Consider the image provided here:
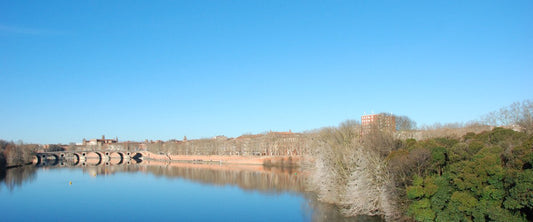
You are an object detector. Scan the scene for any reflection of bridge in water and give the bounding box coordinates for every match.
[34,151,144,167]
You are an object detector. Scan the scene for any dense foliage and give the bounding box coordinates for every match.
[388,128,532,221]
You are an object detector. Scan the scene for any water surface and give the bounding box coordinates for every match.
[0,163,382,222]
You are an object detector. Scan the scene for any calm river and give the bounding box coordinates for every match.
[0,162,383,222]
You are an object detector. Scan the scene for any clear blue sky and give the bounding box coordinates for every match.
[1,1,532,144]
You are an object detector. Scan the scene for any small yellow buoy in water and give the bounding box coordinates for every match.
[69,181,72,185]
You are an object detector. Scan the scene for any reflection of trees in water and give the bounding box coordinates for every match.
[0,168,4,184]
[0,166,37,191]
[303,192,385,222]
[144,165,306,194]
[141,165,381,221]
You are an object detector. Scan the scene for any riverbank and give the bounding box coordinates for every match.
[5,162,33,169]
[141,152,302,167]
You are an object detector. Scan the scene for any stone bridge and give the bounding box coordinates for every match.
[35,151,144,167]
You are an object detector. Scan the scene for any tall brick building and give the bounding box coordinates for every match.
[361,113,396,133]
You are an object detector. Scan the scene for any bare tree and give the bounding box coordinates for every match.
[482,99,533,134]
[0,140,36,167]
[394,115,417,131]
[304,120,398,218]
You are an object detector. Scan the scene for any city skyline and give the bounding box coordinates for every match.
[1,1,532,144]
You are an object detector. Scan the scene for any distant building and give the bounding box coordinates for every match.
[213,135,228,140]
[361,113,396,133]
[268,130,294,136]
[82,135,118,146]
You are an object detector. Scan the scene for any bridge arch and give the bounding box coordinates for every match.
[63,152,80,166]
[108,152,123,159]
[35,153,59,166]
[72,153,80,164]
[35,154,42,165]
[82,151,104,166]
[108,152,125,165]
[55,152,80,165]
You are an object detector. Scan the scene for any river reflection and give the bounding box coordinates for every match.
[0,165,37,191]
[1,161,383,222]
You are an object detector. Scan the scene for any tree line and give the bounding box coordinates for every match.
[0,140,36,170]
